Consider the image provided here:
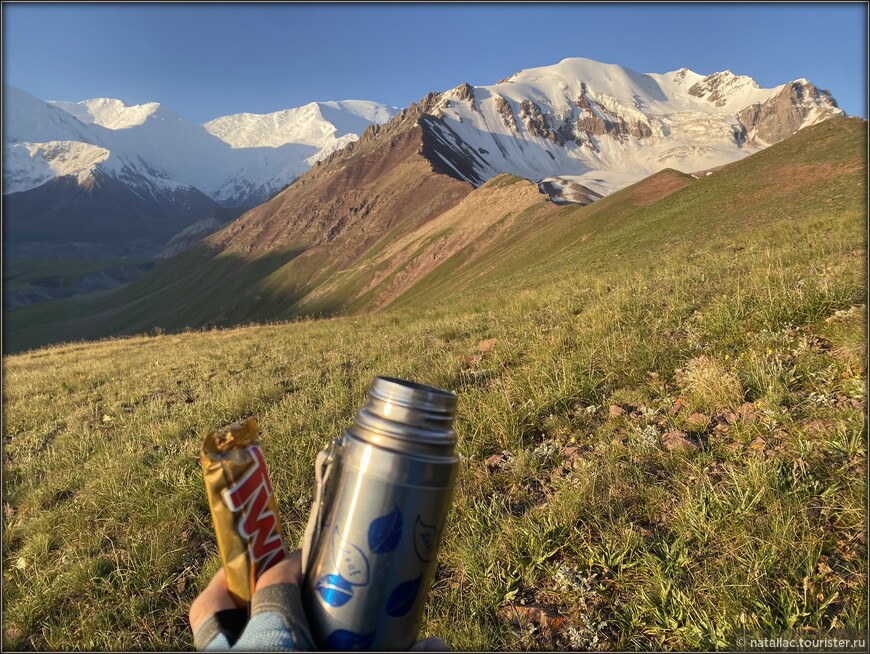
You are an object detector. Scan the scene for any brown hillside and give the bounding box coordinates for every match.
[300,175,550,311]
[207,112,472,265]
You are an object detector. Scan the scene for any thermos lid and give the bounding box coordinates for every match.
[369,376,457,415]
[349,376,458,456]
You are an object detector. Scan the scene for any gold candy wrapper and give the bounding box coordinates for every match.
[201,417,287,607]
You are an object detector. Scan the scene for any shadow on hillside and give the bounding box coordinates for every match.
[1,245,345,355]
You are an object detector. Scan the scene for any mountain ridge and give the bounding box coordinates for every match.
[3,115,863,353]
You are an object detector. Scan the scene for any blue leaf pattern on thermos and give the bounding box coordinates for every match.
[386,575,422,617]
[368,505,402,554]
[314,574,354,607]
[324,629,376,650]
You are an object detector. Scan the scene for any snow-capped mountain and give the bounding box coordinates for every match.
[410,58,843,202]
[2,57,843,259]
[2,86,400,256]
[4,86,401,206]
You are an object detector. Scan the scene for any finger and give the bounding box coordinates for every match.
[411,636,450,651]
[189,567,237,633]
[255,549,303,590]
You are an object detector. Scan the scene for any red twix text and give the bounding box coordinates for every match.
[222,445,287,573]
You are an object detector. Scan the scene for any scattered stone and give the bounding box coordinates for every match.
[477,338,498,355]
[736,403,759,423]
[498,604,565,641]
[749,436,767,453]
[723,411,739,425]
[609,405,627,417]
[662,430,698,451]
[669,397,687,416]
[476,452,509,479]
[686,412,710,430]
[560,446,581,461]
[712,422,730,437]
[4,626,24,643]
[624,402,641,415]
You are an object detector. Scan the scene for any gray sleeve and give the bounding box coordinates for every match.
[193,615,234,651]
[231,583,317,651]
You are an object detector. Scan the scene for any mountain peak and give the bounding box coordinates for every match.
[48,97,170,129]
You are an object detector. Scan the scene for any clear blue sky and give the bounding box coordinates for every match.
[3,2,867,123]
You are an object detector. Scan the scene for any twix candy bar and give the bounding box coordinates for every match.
[201,417,287,607]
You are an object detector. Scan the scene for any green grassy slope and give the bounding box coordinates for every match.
[390,116,867,309]
[2,117,866,650]
[8,118,863,357]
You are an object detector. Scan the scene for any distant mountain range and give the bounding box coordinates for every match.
[2,57,844,261]
[3,86,400,256]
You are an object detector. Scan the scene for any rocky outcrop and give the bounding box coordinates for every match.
[520,100,551,139]
[689,71,753,107]
[455,82,475,103]
[737,81,841,144]
[494,94,518,131]
[571,84,652,146]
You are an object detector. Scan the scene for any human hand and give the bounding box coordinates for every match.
[190,549,315,651]
[189,549,448,651]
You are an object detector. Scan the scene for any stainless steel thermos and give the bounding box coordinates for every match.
[301,376,459,650]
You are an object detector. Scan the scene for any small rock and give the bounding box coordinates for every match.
[712,422,730,437]
[477,338,498,354]
[485,452,507,469]
[749,436,767,452]
[737,403,758,422]
[4,626,24,643]
[669,397,687,416]
[723,411,739,425]
[498,604,564,640]
[686,412,709,430]
[662,430,698,451]
[560,446,581,460]
[609,405,627,417]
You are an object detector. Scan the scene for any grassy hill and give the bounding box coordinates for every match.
[2,117,866,650]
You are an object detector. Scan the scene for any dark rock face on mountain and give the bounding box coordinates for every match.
[738,81,841,144]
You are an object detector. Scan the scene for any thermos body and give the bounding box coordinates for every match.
[301,377,459,651]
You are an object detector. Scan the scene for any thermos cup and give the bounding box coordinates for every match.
[300,376,459,650]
